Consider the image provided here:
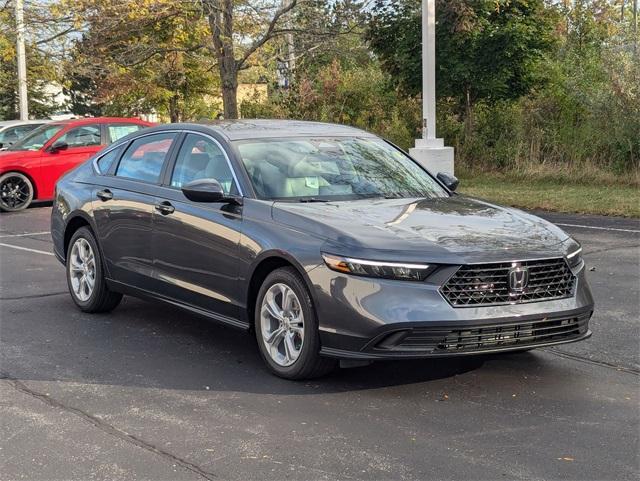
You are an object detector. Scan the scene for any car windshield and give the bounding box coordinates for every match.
[8,124,64,151]
[234,137,449,201]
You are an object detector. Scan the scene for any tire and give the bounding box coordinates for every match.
[66,226,122,313]
[0,172,34,212]
[255,267,336,380]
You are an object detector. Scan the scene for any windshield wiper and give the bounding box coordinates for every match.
[298,197,330,203]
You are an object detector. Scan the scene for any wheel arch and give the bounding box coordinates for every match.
[63,212,98,258]
[245,252,319,326]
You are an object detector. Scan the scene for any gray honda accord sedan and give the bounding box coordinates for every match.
[51,120,593,379]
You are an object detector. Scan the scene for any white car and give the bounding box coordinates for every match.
[0,120,49,149]
[48,111,78,121]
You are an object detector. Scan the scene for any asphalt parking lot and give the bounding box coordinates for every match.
[1,205,638,481]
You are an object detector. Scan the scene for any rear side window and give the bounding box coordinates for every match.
[96,146,123,174]
[115,133,176,183]
[108,124,145,143]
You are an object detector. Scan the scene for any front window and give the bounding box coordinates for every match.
[8,124,64,151]
[55,125,101,147]
[171,133,238,194]
[234,137,448,200]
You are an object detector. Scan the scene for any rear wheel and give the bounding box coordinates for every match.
[66,226,122,313]
[255,267,336,380]
[0,172,33,212]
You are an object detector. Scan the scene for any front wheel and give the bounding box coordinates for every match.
[255,267,336,380]
[66,226,122,313]
[0,172,34,212]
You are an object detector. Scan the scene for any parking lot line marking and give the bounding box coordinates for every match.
[0,231,51,238]
[555,223,640,234]
[0,242,54,256]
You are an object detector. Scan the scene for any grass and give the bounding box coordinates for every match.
[457,170,640,218]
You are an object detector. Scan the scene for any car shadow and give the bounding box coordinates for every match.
[2,295,566,396]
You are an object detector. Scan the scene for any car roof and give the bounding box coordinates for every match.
[49,117,151,127]
[0,120,49,128]
[152,119,377,141]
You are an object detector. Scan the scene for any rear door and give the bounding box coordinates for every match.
[92,131,179,288]
[151,132,244,319]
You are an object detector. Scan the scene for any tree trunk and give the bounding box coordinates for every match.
[205,0,240,119]
[168,94,180,123]
[220,63,239,119]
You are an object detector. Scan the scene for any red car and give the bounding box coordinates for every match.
[0,117,154,211]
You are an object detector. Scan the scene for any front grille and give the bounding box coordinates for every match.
[441,258,575,307]
[375,313,590,353]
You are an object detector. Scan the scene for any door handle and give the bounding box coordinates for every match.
[96,189,113,201]
[155,201,175,215]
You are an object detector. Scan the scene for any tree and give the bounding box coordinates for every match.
[367,0,556,133]
[202,0,298,119]
[61,1,367,119]
[0,3,60,120]
[286,0,370,77]
[62,0,218,121]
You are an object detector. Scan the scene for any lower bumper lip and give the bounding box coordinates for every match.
[320,330,593,360]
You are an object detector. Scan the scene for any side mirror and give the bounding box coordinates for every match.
[437,172,459,192]
[49,141,69,153]
[181,178,239,204]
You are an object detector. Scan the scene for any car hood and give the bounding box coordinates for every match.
[271,196,571,264]
[0,149,37,164]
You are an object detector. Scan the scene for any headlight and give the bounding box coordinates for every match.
[566,245,583,271]
[322,253,436,281]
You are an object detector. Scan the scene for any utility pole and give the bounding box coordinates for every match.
[408,0,454,175]
[15,0,29,120]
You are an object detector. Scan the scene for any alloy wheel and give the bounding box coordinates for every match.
[260,283,305,367]
[69,237,96,302]
[0,174,31,210]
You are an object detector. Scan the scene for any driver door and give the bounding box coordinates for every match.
[152,133,243,319]
[44,123,105,189]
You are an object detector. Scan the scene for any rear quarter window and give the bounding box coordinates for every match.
[96,146,124,174]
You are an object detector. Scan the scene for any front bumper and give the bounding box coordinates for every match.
[308,264,594,360]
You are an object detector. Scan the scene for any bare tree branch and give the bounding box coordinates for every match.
[238,0,298,68]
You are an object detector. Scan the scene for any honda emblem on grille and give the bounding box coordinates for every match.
[508,266,529,292]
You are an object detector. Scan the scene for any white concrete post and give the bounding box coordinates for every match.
[409,0,454,175]
[15,0,29,120]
